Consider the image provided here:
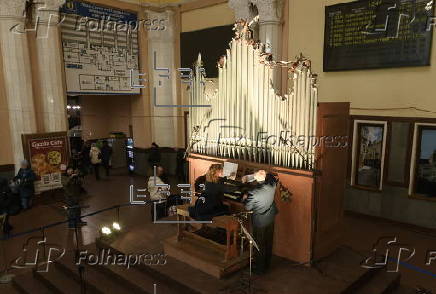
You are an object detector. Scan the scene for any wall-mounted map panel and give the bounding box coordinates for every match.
[61,0,140,94]
[324,0,434,71]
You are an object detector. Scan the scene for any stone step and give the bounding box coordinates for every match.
[54,252,132,294]
[96,239,203,294]
[352,271,401,294]
[0,284,21,294]
[392,285,418,294]
[95,263,176,294]
[13,272,50,294]
[34,266,82,294]
[315,247,379,294]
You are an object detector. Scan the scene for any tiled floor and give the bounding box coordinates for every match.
[0,170,435,292]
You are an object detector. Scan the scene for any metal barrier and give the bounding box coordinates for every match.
[0,200,159,292]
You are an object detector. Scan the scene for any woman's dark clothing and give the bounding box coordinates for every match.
[194,175,206,192]
[189,180,229,221]
[14,168,36,209]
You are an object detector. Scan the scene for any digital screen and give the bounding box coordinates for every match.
[324,0,434,71]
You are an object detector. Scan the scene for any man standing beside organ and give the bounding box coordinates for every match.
[242,170,278,275]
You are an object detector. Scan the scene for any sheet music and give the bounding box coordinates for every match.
[223,162,238,180]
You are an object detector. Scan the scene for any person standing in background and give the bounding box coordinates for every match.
[14,160,36,210]
[80,141,92,175]
[89,143,102,181]
[0,177,14,234]
[176,148,186,182]
[148,165,169,221]
[100,141,113,177]
[148,142,161,173]
[62,167,86,228]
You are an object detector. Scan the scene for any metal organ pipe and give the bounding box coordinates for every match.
[188,23,318,170]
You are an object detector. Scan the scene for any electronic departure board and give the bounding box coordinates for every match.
[324,0,434,71]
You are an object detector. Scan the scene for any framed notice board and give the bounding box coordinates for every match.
[324,0,434,71]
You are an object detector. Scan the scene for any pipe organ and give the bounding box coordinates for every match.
[188,22,318,170]
[185,21,349,265]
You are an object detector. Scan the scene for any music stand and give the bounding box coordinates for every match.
[220,212,265,294]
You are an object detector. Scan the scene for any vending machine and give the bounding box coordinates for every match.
[126,137,135,173]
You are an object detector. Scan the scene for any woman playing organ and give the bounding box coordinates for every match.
[189,164,229,221]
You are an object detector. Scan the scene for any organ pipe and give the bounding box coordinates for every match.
[188,21,318,170]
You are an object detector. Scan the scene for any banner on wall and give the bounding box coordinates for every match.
[60,0,140,95]
[22,132,70,194]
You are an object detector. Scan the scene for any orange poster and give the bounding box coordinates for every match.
[22,132,70,193]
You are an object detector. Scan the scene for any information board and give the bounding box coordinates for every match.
[60,0,140,94]
[324,0,434,71]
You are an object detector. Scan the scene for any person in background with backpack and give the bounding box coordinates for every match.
[62,167,86,229]
[89,143,102,181]
[147,165,168,221]
[13,160,36,210]
[0,177,15,235]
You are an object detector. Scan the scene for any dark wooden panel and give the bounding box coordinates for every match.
[313,102,350,259]
[181,25,234,78]
[273,172,314,263]
[0,164,14,172]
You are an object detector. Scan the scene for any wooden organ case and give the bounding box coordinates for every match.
[184,20,350,266]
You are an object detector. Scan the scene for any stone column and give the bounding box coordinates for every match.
[252,0,282,56]
[252,0,283,90]
[32,0,67,132]
[146,9,178,147]
[0,0,37,170]
[229,0,258,39]
[229,0,283,90]
[229,0,255,21]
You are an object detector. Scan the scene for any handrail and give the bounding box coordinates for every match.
[0,200,159,241]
